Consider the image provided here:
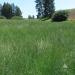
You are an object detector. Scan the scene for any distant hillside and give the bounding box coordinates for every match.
[56,9,75,20]
[68,9,75,20]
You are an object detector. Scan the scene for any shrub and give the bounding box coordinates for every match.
[0,16,6,19]
[51,10,68,22]
[11,16,23,20]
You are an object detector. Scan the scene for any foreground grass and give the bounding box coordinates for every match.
[0,19,75,75]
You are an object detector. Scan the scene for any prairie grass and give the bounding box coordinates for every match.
[0,19,75,75]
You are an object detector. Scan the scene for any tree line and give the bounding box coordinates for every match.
[0,1,68,21]
[0,3,22,19]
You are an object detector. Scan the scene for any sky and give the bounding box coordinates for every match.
[0,0,75,18]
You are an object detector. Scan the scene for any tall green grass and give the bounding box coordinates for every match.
[0,19,75,75]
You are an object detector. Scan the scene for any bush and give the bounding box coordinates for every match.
[51,10,68,22]
[0,16,6,19]
[11,16,23,20]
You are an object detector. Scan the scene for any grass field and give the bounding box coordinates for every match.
[0,19,75,75]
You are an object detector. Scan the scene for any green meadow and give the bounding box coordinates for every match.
[0,19,75,75]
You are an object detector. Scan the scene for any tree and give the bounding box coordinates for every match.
[0,4,2,16]
[28,15,35,19]
[15,6,22,17]
[1,3,12,19]
[1,3,22,19]
[11,3,16,16]
[43,0,55,18]
[32,15,35,19]
[35,0,55,18]
[28,15,32,19]
[35,0,43,18]
[11,4,22,17]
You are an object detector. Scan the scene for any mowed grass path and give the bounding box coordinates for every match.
[0,19,75,75]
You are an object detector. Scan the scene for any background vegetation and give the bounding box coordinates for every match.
[52,10,68,22]
[0,3,22,19]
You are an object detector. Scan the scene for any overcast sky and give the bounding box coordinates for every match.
[0,0,75,18]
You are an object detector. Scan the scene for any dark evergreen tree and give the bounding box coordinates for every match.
[15,6,22,17]
[1,3,22,19]
[1,3,12,19]
[0,4,2,16]
[11,3,16,16]
[35,0,43,18]
[28,15,32,19]
[35,0,55,18]
[43,0,55,18]
[32,15,35,19]
[28,15,35,19]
